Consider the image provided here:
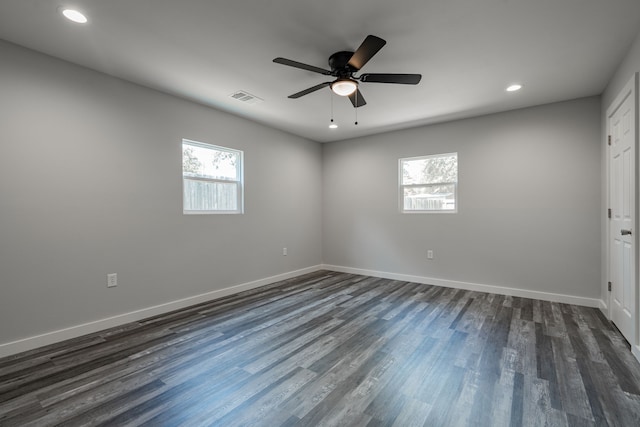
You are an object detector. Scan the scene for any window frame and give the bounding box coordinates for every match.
[399,152,458,214]
[182,139,244,215]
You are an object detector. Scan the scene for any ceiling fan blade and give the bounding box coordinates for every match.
[347,35,387,71]
[348,89,367,108]
[288,82,331,99]
[273,57,332,75]
[359,73,422,84]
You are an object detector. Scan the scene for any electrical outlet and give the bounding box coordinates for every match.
[427,250,434,260]
[107,273,118,288]
[283,247,287,256]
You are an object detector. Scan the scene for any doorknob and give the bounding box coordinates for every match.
[621,229,633,236]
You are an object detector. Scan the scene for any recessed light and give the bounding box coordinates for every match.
[329,122,338,129]
[61,9,88,24]
[506,84,522,92]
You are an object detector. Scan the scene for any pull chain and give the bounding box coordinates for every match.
[329,91,337,128]
[354,90,358,125]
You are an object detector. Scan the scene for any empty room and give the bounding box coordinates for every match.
[2,1,640,426]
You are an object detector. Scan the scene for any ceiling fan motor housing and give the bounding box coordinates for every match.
[329,51,357,76]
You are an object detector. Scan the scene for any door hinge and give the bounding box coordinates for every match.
[608,281,612,292]
[608,208,612,219]
[608,135,612,146]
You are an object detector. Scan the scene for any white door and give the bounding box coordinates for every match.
[608,75,637,344]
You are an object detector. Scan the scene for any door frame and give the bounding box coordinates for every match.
[606,72,639,362]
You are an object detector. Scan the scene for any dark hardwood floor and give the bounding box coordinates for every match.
[1,270,640,426]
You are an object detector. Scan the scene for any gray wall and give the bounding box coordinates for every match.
[601,30,640,303]
[323,97,602,298]
[0,41,323,344]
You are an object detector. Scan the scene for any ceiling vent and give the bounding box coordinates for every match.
[229,90,263,105]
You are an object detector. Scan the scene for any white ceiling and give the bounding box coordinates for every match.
[0,0,639,143]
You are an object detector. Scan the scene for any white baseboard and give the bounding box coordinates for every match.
[322,264,604,308]
[0,264,608,359]
[598,298,609,318]
[0,265,323,359]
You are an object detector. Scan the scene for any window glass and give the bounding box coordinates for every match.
[400,153,457,212]
[182,139,243,214]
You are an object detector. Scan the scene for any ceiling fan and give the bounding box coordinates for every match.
[273,35,421,108]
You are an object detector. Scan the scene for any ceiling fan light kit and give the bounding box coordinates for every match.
[273,35,422,112]
[331,79,358,96]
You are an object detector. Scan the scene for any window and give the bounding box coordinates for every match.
[182,139,243,214]
[400,152,458,213]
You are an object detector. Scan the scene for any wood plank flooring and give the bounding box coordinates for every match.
[1,270,640,426]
